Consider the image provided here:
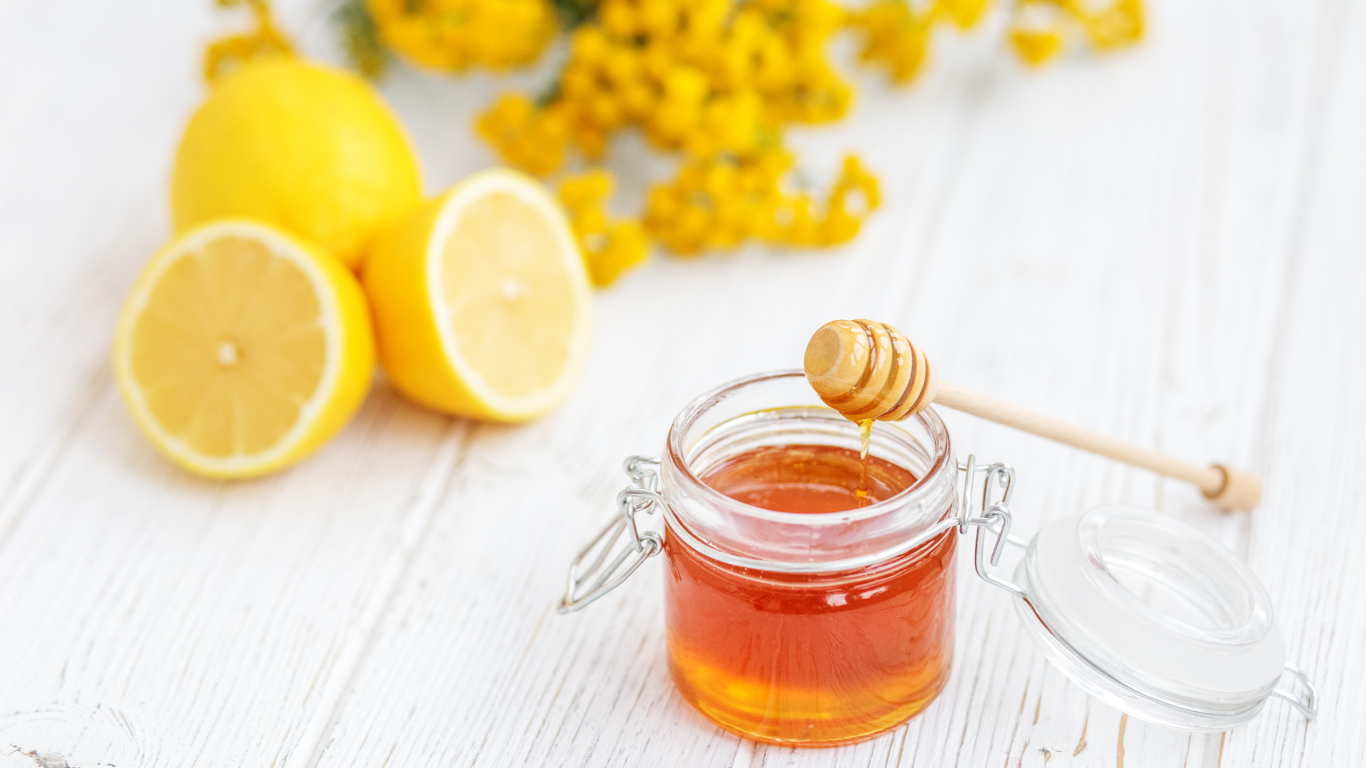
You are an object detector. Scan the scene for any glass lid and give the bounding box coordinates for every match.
[999,504,1314,731]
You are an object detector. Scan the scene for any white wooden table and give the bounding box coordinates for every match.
[2,0,1363,765]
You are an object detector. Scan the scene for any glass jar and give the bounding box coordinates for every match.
[559,370,1318,744]
[657,371,958,745]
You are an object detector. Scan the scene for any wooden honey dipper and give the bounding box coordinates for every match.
[804,319,1262,511]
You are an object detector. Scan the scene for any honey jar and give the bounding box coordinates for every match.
[560,371,1317,745]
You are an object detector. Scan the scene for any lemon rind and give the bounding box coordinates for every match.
[114,219,346,477]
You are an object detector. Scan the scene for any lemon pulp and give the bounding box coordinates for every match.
[116,220,374,477]
[440,191,577,401]
[131,234,328,457]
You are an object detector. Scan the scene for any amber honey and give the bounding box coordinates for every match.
[663,443,957,745]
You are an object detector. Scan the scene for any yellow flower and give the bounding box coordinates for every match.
[1009,26,1065,66]
[204,0,294,82]
[476,94,570,175]
[558,168,615,208]
[639,0,679,38]
[663,66,709,103]
[1074,0,1144,50]
[1009,0,1068,67]
[817,155,881,245]
[933,0,990,30]
[366,0,556,73]
[848,0,933,84]
[558,170,651,286]
[586,221,651,285]
[600,0,639,38]
[570,26,611,66]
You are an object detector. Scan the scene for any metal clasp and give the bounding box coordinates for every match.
[557,456,665,613]
[1271,664,1319,719]
[958,455,1028,597]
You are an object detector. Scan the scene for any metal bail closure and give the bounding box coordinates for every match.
[972,498,1319,731]
[558,456,664,613]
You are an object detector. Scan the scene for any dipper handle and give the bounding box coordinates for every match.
[803,319,1262,511]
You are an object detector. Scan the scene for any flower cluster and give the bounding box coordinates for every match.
[363,0,558,74]
[204,0,294,81]
[1008,0,1145,67]
[846,1,935,84]
[480,0,853,169]
[476,94,570,176]
[476,0,887,262]
[330,0,1143,283]
[558,170,650,286]
[644,152,879,254]
[847,0,1141,80]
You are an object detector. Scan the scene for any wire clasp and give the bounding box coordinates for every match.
[557,456,664,613]
[959,456,1028,598]
[1271,664,1319,719]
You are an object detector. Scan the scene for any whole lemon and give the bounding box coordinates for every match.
[171,56,422,270]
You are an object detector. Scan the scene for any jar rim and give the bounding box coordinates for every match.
[665,370,954,527]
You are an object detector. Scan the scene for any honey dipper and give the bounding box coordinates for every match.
[803,319,1262,511]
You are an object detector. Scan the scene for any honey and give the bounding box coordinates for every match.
[699,442,911,512]
[663,442,957,745]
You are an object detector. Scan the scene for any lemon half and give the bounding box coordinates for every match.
[364,168,592,422]
[114,220,375,478]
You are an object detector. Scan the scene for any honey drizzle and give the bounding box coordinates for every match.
[856,418,874,505]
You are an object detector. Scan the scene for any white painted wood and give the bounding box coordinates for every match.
[0,0,1361,766]
[0,8,476,768]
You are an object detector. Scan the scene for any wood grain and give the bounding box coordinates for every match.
[0,0,1362,766]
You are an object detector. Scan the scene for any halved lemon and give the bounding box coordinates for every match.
[114,220,375,478]
[364,168,592,422]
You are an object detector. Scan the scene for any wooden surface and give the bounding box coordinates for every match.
[1,0,1363,766]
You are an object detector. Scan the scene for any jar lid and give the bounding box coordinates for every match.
[1008,505,1305,731]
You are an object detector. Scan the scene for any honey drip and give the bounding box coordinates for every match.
[855,418,874,505]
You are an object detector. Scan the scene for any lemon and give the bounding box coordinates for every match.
[171,57,422,270]
[364,168,592,422]
[114,220,375,478]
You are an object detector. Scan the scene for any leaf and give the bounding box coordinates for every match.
[334,0,388,78]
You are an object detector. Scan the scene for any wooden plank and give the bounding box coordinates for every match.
[1224,0,1366,763]
[0,0,211,545]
